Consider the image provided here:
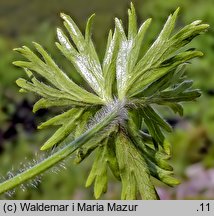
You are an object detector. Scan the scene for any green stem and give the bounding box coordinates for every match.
[0,107,119,194]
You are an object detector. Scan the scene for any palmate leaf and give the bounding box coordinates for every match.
[115,4,151,99]
[85,137,120,199]
[125,10,208,97]
[115,132,158,200]
[14,45,104,106]
[3,3,208,199]
[56,13,106,100]
[102,28,118,99]
[38,108,85,150]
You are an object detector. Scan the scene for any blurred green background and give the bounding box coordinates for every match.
[0,0,214,199]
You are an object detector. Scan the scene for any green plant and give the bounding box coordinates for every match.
[0,3,208,199]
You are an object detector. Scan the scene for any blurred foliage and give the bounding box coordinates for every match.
[0,0,213,199]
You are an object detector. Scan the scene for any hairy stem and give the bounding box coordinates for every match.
[0,106,119,194]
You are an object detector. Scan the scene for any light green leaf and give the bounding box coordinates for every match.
[129,8,180,82]
[59,13,106,99]
[128,50,203,97]
[85,140,113,199]
[40,109,84,150]
[85,14,96,42]
[14,45,104,105]
[115,15,151,99]
[102,28,118,99]
[115,132,158,199]
[38,109,82,129]
[33,98,83,113]
[60,13,85,52]
[128,2,137,39]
